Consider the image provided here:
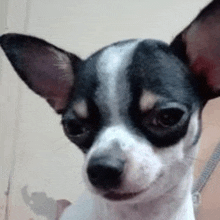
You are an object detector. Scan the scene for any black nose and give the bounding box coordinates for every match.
[87,156,125,190]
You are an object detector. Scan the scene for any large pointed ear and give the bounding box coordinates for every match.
[0,33,82,113]
[170,0,220,100]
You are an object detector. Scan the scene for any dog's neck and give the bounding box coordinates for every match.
[92,170,195,220]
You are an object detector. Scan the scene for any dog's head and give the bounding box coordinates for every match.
[1,0,220,203]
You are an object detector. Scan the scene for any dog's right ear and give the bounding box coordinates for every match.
[0,33,82,114]
[170,0,220,101]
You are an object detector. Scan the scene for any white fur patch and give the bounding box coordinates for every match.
[84,125,162,195]
[96,40,141,124]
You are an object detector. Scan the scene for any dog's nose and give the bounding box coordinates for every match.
[87,156,125,190]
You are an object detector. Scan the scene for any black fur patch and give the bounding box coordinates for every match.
[127,40,202,147]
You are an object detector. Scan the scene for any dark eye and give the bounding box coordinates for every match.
[63,120,88,137]
[154,108,185,127]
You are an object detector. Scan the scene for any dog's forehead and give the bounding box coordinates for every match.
[85,39,195,94]
[96,39,140,76]
[74,39,199,119]
[93,39,140,122]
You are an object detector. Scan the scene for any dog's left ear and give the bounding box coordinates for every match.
[170,0,220,100]
[0,34,82,113]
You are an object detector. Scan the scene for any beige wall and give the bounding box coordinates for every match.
[0,0,219,219]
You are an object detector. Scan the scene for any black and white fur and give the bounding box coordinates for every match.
[1,1,220,219]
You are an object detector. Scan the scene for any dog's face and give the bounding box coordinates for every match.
[61,39,202,201]
[1,0,220,203]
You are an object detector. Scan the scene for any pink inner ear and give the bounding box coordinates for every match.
[190,55,220,93]
[22,46,74,112]
[184,13,220,95]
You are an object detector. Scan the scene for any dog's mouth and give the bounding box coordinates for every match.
[102,173,164,201]
[104,190,143,201]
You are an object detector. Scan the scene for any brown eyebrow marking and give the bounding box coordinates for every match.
[73,100,89,119]
[139,90,159,112]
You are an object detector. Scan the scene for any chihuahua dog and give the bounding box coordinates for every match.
[1,1,220,219]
